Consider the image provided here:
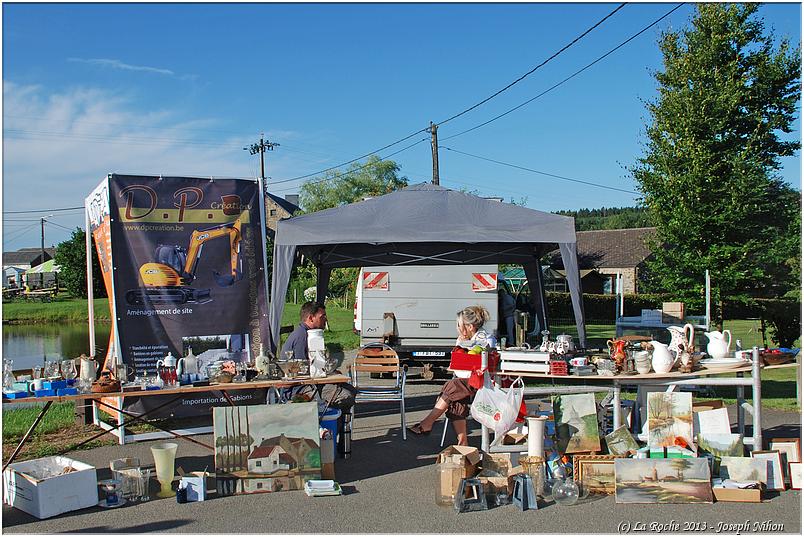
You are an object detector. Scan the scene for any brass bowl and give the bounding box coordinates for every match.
[213,372,234,383]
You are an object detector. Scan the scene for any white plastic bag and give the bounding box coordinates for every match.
[470,377,524,437]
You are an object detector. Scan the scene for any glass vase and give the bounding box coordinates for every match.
[150,442,178,498]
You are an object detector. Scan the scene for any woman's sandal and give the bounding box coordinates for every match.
[408,423,432,436]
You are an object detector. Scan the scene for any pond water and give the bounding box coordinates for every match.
[2,323,112,372]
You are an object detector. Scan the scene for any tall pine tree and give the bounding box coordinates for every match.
[631,4,800,305]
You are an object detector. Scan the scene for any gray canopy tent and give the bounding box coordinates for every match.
[269,184,586,352]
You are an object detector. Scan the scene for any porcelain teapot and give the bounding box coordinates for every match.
[156,352,177,369]
[667,324,695,357]
[649,341,676,374]
[78,354,99,383]
[704,330,732,360]
[556,334,575,353]
[177,348,199,376]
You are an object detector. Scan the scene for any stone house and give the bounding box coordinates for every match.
[264,193,300,237]
[551,227,656,294]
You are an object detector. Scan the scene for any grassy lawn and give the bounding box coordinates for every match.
[2,297,111,323]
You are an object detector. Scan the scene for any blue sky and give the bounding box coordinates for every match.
[3,2,801,251]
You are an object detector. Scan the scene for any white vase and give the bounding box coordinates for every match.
[526,416,547,458]
[150,442,178,498]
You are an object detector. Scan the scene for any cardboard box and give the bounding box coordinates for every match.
[3,456,98,519]
[436,445,481,479]
[693,400,725,412]
[713,486,762,503]
[661,302,685,324]
[179,472,208,502]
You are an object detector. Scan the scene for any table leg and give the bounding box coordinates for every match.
[94,399,213,450]
[752,347,763,451]
[116,396,126,445]
[2,401,53,472]
[58,395,186,455]
[736,371,745,436]
[612,382,621,431]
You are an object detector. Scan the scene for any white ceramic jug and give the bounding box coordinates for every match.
[177,348,199,376]
[156,352,177,369]
[649,341,676,374]
[79,354,99,383]
[704,330,732,360]
[556,334,575,353]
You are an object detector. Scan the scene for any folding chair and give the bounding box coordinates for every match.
[350,343,408,441]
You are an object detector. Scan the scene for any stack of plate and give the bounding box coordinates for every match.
[698,356,750,369]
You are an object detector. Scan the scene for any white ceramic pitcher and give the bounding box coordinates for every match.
[649,341,676,374]
[177,348,199,376]
[667,324,695,358]
[704,330,732,360]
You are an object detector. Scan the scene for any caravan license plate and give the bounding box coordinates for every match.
[412,351,446,357]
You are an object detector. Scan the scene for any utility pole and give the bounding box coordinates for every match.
[39,216,46,289]
[244,133,279,183]
[429,121,440,185]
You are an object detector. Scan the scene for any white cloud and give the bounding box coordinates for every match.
[2,81,298,250]
[68,57,175,76]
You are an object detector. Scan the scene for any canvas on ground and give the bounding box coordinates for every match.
[646,392,693,448]
[553,393,601,453]
[214,402,321,495]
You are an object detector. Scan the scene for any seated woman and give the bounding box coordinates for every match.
[408,305,495,445]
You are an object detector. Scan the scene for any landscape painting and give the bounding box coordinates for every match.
[553,393,601,453]
[214,402,321,495]
[574,455,616,494]
[605,425,640,456]
[615,458,712,504]
[697,433,744,458]
[718,456,767,484]
[646,392,694,449]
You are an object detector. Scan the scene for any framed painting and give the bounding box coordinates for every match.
[750,450,785,491]
[646,392,693,449]
[605,425,639,456]
[614,458,712,504]
[696,433,744,458]
[553,393,601,453]
[213,401,321,495]
[574,454,616,494]
[789,462,802,490]
[718,456,767,485]
[768,438,801,485]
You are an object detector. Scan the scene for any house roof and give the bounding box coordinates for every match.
[266,193,300,216]
[577,227,655,268]
[249,445,281,460]
[550,227,656,270]
[2,247,56,266]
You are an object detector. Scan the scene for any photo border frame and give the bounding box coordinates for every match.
[789,462,802,490]
[751,450,785,491]
[573,454,616,494]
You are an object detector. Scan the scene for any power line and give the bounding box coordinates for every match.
[270,137,429,193]
[443,3,686,141]
[5,206,84,214]
[436,3,627,127]
[271,130,429,186]
[272,4,626,186]
[46,221,77,232]
[440,145,640,195]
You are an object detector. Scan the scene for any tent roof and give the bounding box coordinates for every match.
[275,183,577,248]
[26,259,61,274]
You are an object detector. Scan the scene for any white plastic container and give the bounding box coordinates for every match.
[3,456,98,519]
[307,329,326,351]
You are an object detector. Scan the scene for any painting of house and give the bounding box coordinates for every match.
[214,402,321,495]
[553,393,601,453]
[615,458,713,504]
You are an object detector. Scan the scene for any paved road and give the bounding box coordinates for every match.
[3,377,801,534]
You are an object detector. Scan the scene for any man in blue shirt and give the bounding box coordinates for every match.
[280,301,356,411]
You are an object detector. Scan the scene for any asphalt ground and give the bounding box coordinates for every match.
[2,373,801,534]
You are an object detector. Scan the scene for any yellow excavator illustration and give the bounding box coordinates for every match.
[125,219,243,306]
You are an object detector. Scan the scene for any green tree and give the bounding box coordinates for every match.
[298,155,408,213]
[54,228,106,298]
[295,156,408,300]
[630,4,801,308]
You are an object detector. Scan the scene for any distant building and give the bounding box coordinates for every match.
[264,193,300,237]
[2,247,56,288]
[550,227,656,295]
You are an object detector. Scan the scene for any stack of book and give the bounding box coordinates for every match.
[304,479,342,497]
